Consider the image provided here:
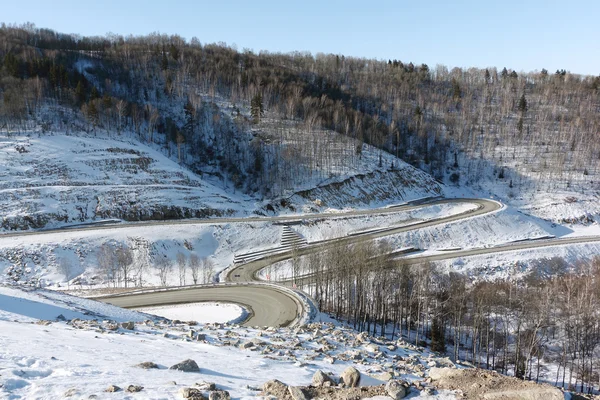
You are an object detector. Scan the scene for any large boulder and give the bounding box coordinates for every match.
[170,359,200,372]
[340,366,361,387]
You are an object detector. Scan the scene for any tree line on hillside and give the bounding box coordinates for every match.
[293,242,600,394]
[0,23,599,196]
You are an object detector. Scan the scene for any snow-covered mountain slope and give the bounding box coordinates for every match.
[0,285,459,399]
[0,134,251,230]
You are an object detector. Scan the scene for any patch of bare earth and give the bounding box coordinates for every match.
[429,368,563,400]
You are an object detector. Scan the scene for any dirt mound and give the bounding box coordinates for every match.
[429,368,563,400]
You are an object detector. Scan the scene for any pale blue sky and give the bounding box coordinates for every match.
[2,0,599,76]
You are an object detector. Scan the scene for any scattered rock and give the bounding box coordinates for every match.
[136,361,159,369]
[312,370,335,387]
[105,385,121,392]
[385,380,407,399]
[180,387,206,399]
[126,385,143,393]
[366,343,379,353]
[251,338,267,346]
[357,332,369,342]
[239,341,255,350]
[324,356,335,364]
[64,388,78,397]
[341,366,361,388]
[375,371,394,381]
[262,379,289,398]
[195,382,216,390]
[170,359,200,372]
[208,390,231,400]
[288,386,309,400]
[121,321,135,330]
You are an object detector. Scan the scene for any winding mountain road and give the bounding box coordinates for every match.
[56,197,600,327]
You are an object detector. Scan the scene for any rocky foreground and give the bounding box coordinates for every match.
[27,316,569,400]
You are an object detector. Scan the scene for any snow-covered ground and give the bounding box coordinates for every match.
[135,302,247,325]
[294,202,478,242]
[0,221,281,287]
[0,134,253,230]
[0,285,456,399]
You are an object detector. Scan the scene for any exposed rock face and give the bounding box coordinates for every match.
[169,359,200,372]
[429,367,564,400]
[340,366,361,388]
[312,370,335,387]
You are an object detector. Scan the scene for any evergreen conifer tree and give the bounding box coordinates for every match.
[251,93,264,124]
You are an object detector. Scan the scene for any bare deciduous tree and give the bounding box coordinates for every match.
[176,252,187,286]
[189,254,201,285]
[155,256,171,287]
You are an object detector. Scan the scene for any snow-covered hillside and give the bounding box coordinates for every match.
[0,135,252,230]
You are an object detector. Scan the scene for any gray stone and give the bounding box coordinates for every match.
[170,359,200,372]
[105,385,121,392]
[375,371,394,381]
[287,386,308,400]
[251,338,267,346]
[208,390,231,400]
[262,379,288,397]
[64,388,78,397]
[126,385,143,393]
[312,370,335,387]
[385,380,407,399]
[341,366,361,387]
[195,382,217,390]
[120,321,135,330]
[136,361,159,369]
[180,387,206,399]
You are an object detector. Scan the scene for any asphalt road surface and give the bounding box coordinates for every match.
[97,284,300,327]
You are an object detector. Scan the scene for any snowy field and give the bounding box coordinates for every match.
[135,302,247,325]
[0,285,457,399]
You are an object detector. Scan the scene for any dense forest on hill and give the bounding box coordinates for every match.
[0,23,599,196]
